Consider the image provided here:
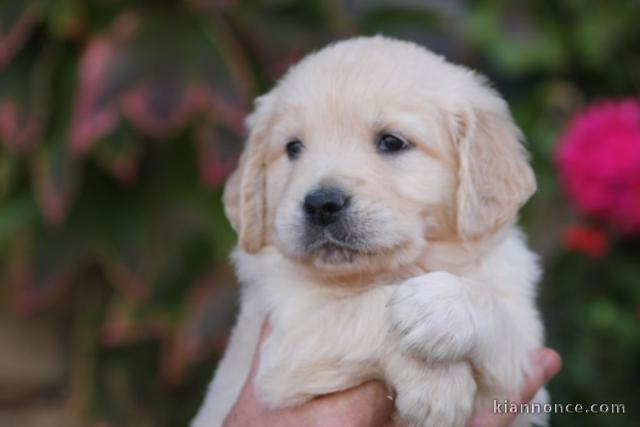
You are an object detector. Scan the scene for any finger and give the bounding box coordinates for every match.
[233,317,272,412]
[246,317,272,381]
[383,412,408,427]
[520,348,562,403]
[258,317,273,344]
[309,381,396,425]
[467,348,562,427]
[224,319,272,425]
[345,381,396,424]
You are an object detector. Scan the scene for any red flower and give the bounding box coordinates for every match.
[562,225,609,258]
[555,98,640,235]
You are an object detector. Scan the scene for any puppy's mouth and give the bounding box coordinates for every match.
[302,224,379,263]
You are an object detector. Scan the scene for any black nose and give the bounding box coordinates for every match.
[303,187,349,226]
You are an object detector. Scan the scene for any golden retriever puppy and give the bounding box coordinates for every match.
[192,36,547,427]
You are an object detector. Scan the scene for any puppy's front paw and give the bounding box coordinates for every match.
[395,361,476,427]
[389,271,476,362]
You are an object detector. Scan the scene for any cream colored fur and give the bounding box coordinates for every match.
[192,36,547,427]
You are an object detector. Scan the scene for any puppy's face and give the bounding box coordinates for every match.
[224,37,535,277]
[265,84,456,273]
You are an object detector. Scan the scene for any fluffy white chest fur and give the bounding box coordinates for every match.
[192,229,547,427]
[191,36,548,427]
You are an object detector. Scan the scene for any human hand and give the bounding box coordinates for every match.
[224,321,561,427]
[466,348,562,427]
[224,321,397,427]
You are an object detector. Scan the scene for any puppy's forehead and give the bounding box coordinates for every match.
[269,38,476,139]
[282,50,410,109]
[280,38,466,106]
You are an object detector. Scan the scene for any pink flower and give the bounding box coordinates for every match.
[555,98,640,235]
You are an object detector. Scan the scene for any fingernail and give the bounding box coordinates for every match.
[541,350,561,380]
[532,349,545,363]
[531,349,548,367]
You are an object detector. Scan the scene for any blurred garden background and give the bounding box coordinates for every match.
[0,0,639,426]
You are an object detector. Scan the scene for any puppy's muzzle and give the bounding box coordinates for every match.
[303,187,350,227]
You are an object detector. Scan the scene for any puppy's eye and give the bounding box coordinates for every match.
[286,139,304,160]
[376,133,411,154]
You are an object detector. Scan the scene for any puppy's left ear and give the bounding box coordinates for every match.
[454,95,536,240]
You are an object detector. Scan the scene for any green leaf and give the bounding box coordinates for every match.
[31,137,79,225]
[0,146,19,197]
[0,194,38,251]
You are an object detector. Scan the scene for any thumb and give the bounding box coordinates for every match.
[520,348,562,403]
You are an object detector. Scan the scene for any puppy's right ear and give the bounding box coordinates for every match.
[223,93,275,253]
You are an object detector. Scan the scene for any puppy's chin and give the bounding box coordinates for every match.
[275,235,425,277]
